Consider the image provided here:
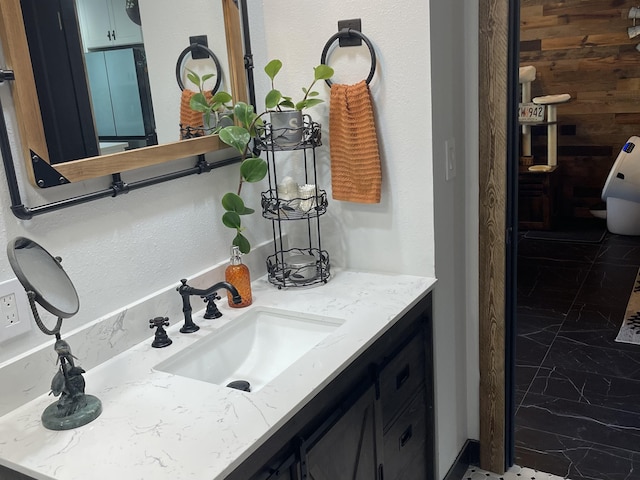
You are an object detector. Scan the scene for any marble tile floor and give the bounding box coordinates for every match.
[516,220,640,480]
[464,464,569,479]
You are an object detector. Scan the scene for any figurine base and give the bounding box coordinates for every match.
[41,395,102,431]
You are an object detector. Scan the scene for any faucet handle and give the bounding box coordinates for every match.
[149,317,172,348]
[203,293,223,319]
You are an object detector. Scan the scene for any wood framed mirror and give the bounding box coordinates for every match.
[0,0,247,187]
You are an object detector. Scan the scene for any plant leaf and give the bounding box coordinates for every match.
[265,89,282,109]
[296,98,324,110]
[280,99,295,109]
[201,73,216,84]
[240,206,255,215]
[233,102,257,129]
[222,211,241,229]
[314,64,334,81]
[222,192,245,212]
[233,233,251,254]
[186,70,200,87]
[308,91,319,97]
[240,157,267,183]
[264,59,282,80]
[212,91,232,104]
[189,93,210,112]
[218,126,250,153]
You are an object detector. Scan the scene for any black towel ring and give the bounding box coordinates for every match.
[320,29,376,87]
[175,43,222,94]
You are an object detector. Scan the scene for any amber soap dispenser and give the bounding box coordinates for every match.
[225,246,252,308]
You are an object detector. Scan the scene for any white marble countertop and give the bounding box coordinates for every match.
[0,270,435,480]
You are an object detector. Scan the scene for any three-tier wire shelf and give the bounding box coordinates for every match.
[256,115,330,288]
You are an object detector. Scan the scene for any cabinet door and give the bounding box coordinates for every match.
[77,0,113,49]
[76,0,142,49]
[306,385,380,480]
[109,0,143,46]
[103,48,145,136]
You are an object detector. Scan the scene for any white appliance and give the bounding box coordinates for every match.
[601,136,640,235]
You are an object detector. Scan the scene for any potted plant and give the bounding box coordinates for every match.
[186,69,234,133]
[216,102,268,254]
[264,59,334,146]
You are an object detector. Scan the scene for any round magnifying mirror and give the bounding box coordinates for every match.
[7,237,79,318]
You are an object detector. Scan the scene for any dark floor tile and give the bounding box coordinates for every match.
[518,264,589,290]
[514,365,539,408]
[515,230,640,480]
[596,244,640,267]
[515,426,640,480]
[542,336,640,381]
[516,392,640,454]
[602,233,640,247]
[543,337,640,380]
[517,265,589,316]
[574,264,639,308]
[517,296,575,319]
[518,239,601,267]
[559,302,634,352]
[516,313,563,367]
[526,365,640,414]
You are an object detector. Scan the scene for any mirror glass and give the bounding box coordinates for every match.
[0,0,247,186]
[7,237,79,318]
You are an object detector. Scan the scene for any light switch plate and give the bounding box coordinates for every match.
[445,138,456,181]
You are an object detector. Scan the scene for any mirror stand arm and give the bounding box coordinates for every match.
[26,290,63,336]
[0,90,241,218]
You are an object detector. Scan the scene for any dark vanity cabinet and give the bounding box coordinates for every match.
[306,384,380,479]
[229,292,434,480]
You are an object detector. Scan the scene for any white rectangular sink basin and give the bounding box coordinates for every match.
[153,307,344,392]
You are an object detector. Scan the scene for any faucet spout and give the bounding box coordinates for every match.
[176,279,243,333]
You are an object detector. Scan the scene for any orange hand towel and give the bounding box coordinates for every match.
[179,89,212,139]
[329,80,382,203]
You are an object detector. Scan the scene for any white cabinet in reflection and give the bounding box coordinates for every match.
[85,47,155,140]
[77,0,143,49]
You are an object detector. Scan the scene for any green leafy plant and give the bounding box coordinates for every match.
[264,59,334,111]
[216,102,268,254]
[186,69,233,128]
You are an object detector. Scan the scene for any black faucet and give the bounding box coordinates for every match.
[176,279,242,333]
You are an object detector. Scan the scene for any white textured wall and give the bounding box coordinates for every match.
[260,0,434,276]
[428,0,476,475]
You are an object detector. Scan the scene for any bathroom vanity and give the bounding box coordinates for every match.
[0,271,435,480]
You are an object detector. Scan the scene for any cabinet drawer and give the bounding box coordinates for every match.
[383,388,427,480]
[379,332,425,427]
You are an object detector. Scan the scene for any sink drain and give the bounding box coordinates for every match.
[226,380,251,392]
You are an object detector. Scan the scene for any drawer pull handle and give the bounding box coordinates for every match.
[399,425,413,447]
[396,365,410,389]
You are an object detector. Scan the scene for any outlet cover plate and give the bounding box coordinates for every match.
[445,138,457,181]
[0,278,31,343]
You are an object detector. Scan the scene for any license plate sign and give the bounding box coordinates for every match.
[519,103,545,123]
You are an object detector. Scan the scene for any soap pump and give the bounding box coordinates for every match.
[225,246,252,308]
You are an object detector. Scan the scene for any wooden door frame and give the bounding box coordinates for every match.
[479,0,511,473]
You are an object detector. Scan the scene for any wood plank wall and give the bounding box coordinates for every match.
[520,0,640,218]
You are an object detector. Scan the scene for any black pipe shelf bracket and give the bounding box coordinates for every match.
[320,19,377,87]
[0,69,15,83]
[0,0,256,219]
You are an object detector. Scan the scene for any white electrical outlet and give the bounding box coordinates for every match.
[0,278,31,343]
